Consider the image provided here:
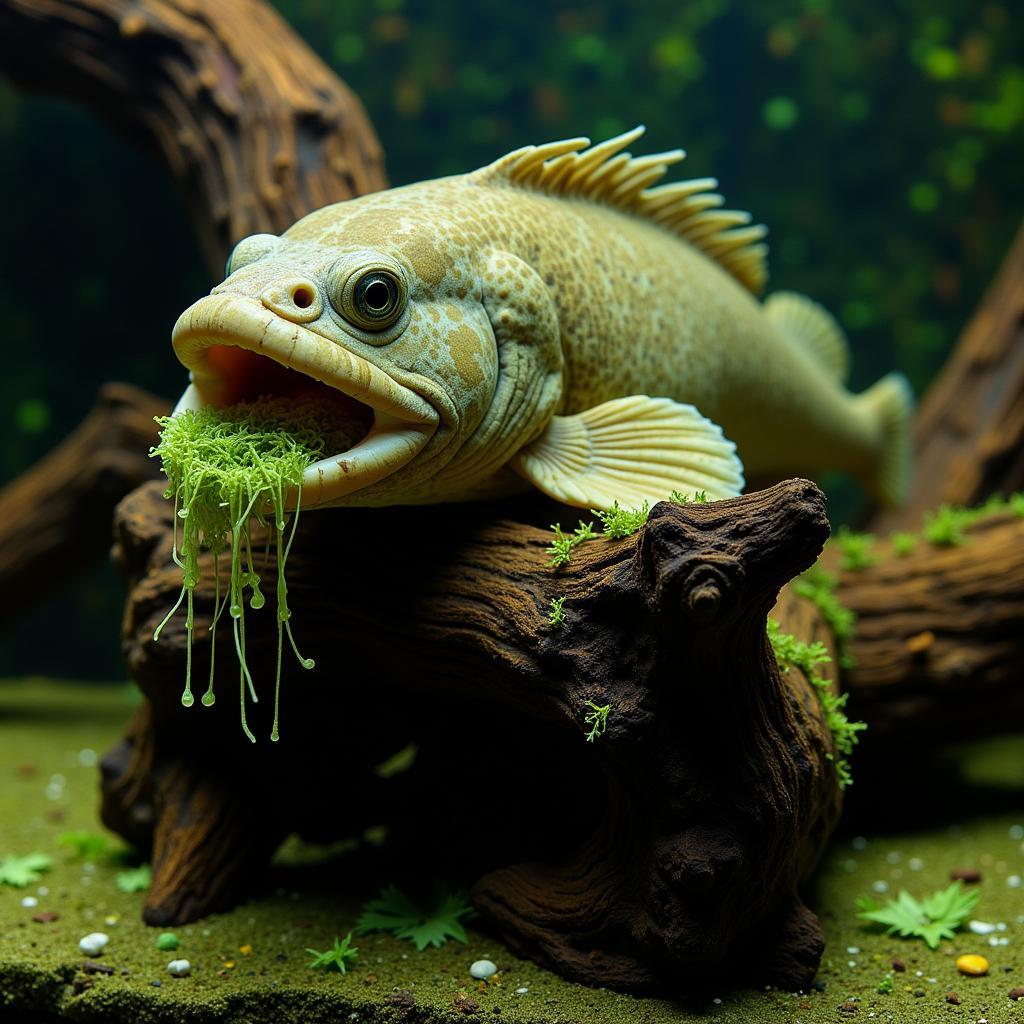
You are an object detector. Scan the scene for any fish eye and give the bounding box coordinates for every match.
[223,233,280,278]
[336,265,407,331]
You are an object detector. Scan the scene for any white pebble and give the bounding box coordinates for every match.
[37,886,48,896]
[515,986,529,994]
[872,880,889,893]
[1008,875,1022,889]
[77,748,98,767]
[908,857,924,871]
[846,947,861,954]
[78,932,109,956]
[167,958,191,977]
[969,920,996,935]
[469,959,498,980]
[20,896,38,908]
[886,851,901,865]
[1009,825,1024,841]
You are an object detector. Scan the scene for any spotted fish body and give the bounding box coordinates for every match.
[172,128,912,511]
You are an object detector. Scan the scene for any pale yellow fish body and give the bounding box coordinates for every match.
[172,129,912,510]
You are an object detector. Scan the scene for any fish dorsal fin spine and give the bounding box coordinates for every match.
[763,291,850,383]
[471,126,768,294]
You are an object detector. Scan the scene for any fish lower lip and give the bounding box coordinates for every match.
[295,412,435,507]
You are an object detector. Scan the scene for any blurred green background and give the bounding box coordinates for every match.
[1,0,1022,678]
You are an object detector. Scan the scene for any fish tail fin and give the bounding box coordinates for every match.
[856,372,914,508]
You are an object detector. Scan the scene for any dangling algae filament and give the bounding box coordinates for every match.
[150,399,343,742]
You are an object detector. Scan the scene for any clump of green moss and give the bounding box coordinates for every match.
[889,531,918,557]
[547,521,597,567]
[834,526,879,572]
[793,565,857,669]
[151,399,356,743]
[766,618,867,788]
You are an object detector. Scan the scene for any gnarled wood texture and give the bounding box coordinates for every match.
[871,220,1024,532]
[0,384,167,622]
[109,478,840,992]
[0,0,387,274]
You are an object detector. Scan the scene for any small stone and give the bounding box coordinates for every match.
[82,961,115,975]
[32,911,59,924]
[454,995,480,1015]
[945,991,961,1005]
[469,959,498,981]
[167,959,191,977]
[239,943,253,955]
[839,1000,858,1015]
[385,990,415,1008]
[20,896,38,908]
[1008,987,1024,1000]
[78,933,109,956]
[956,954,989,976]
[912,988,925,997]
[155,932,180,951]
[891,958,906,972]
[951,867,983,884]
[514,987,529,994]
[969,920,997,935]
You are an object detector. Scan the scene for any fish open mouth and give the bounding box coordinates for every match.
[171,294,437,507]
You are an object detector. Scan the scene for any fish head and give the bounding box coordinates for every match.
[170,198,504,508]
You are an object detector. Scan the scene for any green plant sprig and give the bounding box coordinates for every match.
[583,700,612,742]
[548,596,567,626]
[766,619,866,788]
[547,521,597,567]
[307,932,359,973]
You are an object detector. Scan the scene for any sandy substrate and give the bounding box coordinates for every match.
[1,678,1022,1023]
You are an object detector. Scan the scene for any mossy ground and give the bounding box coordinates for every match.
[1,678,1023,1024]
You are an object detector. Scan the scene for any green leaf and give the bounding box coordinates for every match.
[356,884,473,950]
[58,830,113,861]
[307,932,358,973]
[115,863,152,893]
[0,852,53,887]
[856,882,979,949]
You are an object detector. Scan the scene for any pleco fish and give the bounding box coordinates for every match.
[172,126,913,512]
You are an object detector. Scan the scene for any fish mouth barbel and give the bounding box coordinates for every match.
[171,125,912,513]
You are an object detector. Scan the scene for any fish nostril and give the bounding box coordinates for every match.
[291,285,315,309]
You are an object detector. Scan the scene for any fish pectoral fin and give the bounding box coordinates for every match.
[509,395,745,511]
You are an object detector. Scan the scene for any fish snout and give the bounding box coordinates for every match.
[259,276,324,324]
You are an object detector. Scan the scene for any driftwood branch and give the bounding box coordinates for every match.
[0,384,167,621]
[871,220,1024,532]
[0,0,387,273]
[108,478,840,992]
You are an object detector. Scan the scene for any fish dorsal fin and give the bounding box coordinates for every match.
[470,126,768,294]
[763,291,849,383]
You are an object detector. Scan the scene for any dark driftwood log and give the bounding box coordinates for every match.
[0,0,386,274]
[106,478,841,992]
[871,220,1024,533]
[0,384,167,623]
[836,510,1024,748]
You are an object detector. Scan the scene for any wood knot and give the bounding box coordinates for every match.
[687,579,722,623]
